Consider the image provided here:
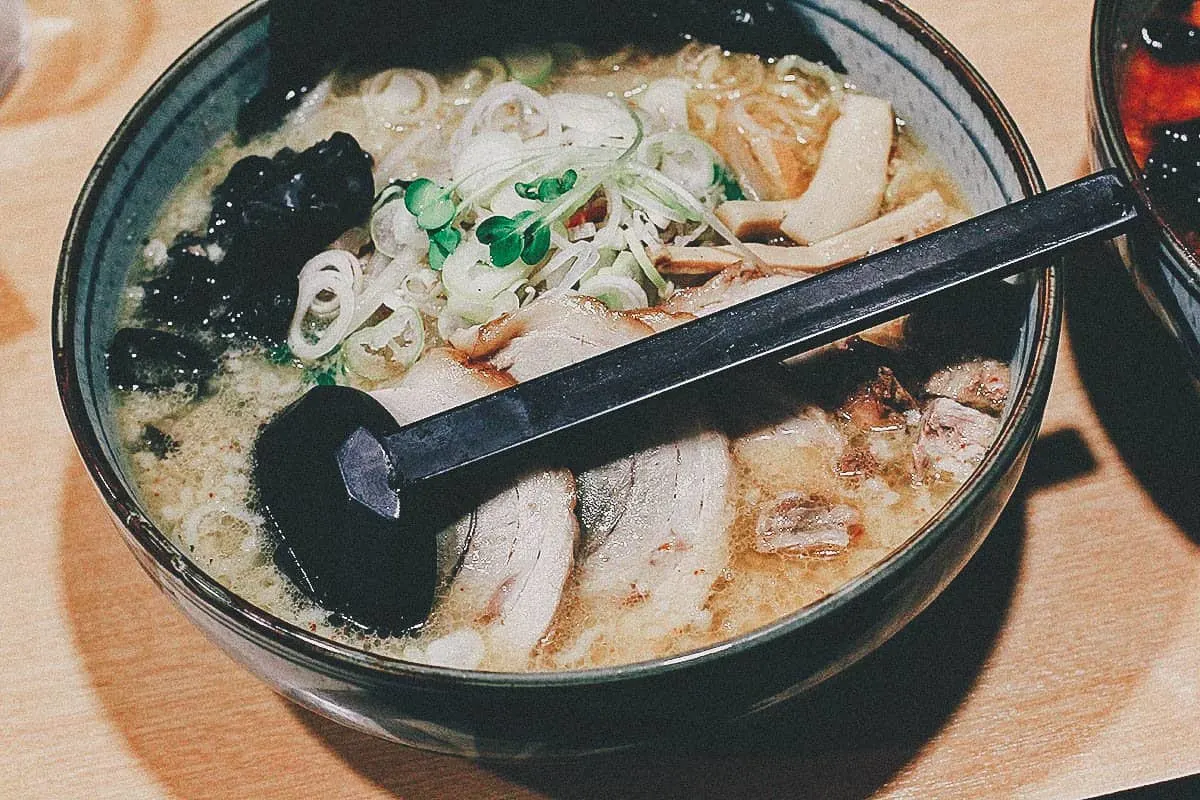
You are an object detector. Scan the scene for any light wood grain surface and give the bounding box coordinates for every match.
[3,1,1199,798]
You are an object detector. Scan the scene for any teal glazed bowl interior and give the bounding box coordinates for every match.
[54,0,1058,757]
[1091,0,1200,382]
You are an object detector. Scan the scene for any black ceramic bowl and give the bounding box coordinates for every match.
[54,0,1057,757]
[1091,0,1200,384]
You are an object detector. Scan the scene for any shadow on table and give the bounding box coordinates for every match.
[1064,238,1200,542]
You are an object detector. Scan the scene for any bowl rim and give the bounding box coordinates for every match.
[53,0,1058,689]
[1090,0,1200,299]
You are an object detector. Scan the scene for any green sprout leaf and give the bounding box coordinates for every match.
[490,233,524,267]
[428,225,461,271]
[536,179,559,202]
[522,222,551,264]
[476,214,518,243]
[476,210,550,267]
[417,197,455,230]
[404,178,456,230]
[514,181,540,201]
[476,214,522,265]
[404,178,439,214]
[399,176,463,269]
[514,169,580,203]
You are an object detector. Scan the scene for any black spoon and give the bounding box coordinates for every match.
[254,170,1140,635]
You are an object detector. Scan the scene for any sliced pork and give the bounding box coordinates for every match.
[755,491,863,557]
[561,420,734,666]
[923,358,1010,415]
[413,467,578,668]
[452,294,663,381]
[372,347,512,424]
[371,348,578,669]
[663,267,800,317]
[912,396,999,481]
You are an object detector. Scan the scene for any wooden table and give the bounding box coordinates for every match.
[3,1,1198,797]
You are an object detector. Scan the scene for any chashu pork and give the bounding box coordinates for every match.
[560,419,734,666]
[451,293,692,380]
[455,295,737,667]
[370,348,578,670]
[664,267,800,317]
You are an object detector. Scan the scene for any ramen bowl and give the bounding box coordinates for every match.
[1091,0,1200,384]
[54,0,1057,757]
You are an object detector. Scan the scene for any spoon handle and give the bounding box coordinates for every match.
[386,170,1138,484]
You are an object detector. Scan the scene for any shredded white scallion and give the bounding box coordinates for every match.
[282,50,843,363]
[343,304,426,380]
[450,81,563,156]
[361,68,442,128]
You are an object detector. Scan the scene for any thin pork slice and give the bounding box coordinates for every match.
[912,396,999,481]
[754,491,863,557]
[452,293,687,380]
[411,467,578,669]
[923,358,1011,415]
[558,420,734,667]
[372,347,513,424]
[663,267,801,317]
[371,348,578,670]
